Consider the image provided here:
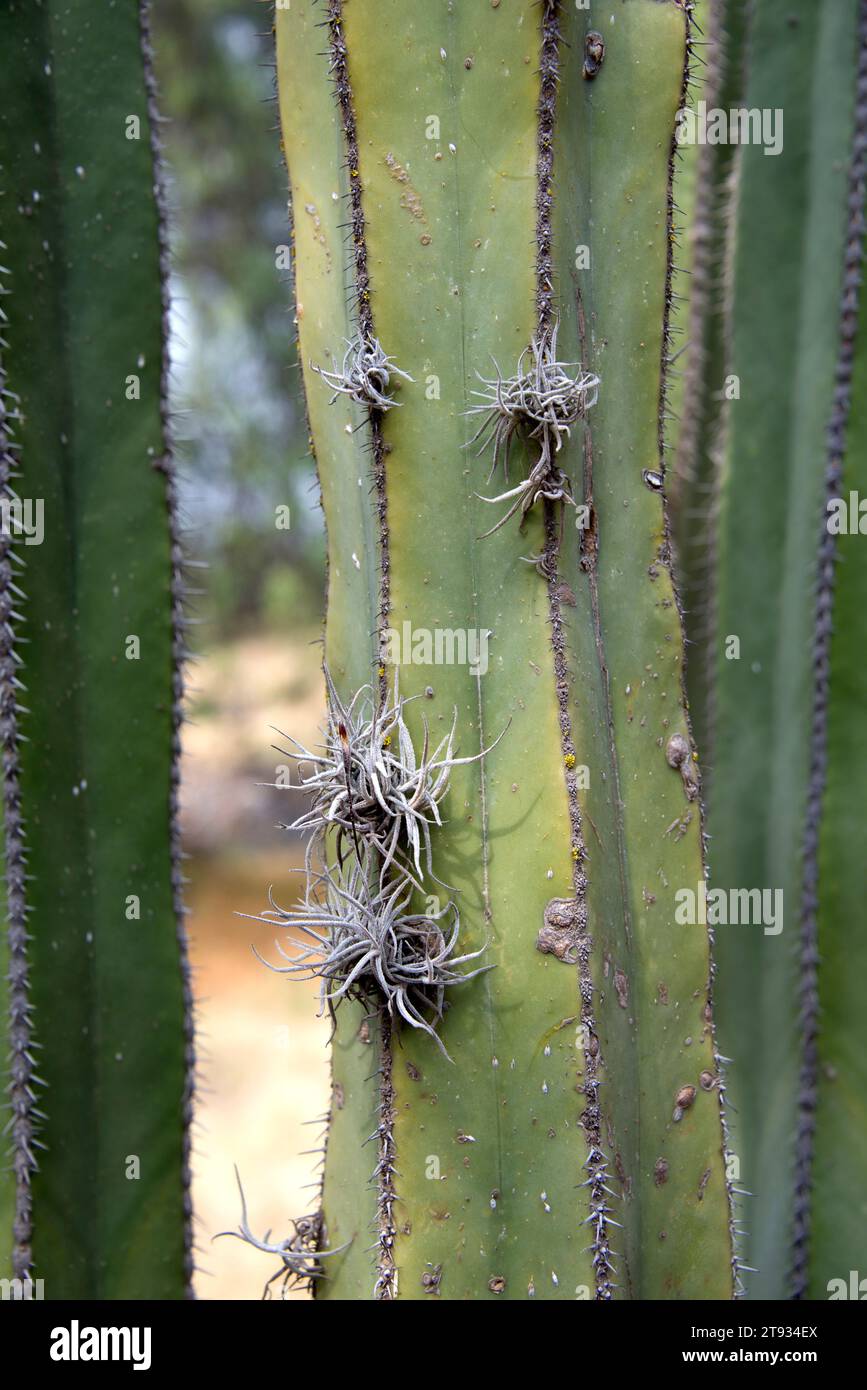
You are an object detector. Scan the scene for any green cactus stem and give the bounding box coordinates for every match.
[273,0,733,1301]
[0,0,192,1298]
[679,0,867,1298]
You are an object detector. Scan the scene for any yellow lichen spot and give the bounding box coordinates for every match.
[571,847,580,862]
[564,753,576,769]
[382,735,392,747]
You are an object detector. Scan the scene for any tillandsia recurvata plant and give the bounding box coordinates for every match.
[0,1,194,1298]
[216,1167,351,1300]
[469,321,600,535]
[249,670,498,1057]
[671,0,867,1300]
[259,0,738,1301]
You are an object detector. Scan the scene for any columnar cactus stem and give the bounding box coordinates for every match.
[0,0,194,1297]
[680,0,867,1298]
[790,0,867,1299]
[276,0,733,1300]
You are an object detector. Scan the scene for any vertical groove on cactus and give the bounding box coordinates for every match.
[372,1018,397,1299]
[665,3,741,1295]
[270,18,340,1290]
[324,0,398,1299]
[672,0,750,772]
[556,0,733,1299]
[536,3,560,335]
[536,1,616,1301]
[791,0,867,1298]
[325,0,392,689]
[139,0,196,1298]
[0,340,36,1282]
[276,0,383,1298]
[703,0,863,1298]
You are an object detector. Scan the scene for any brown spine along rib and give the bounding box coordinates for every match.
[325,0,391,696]
[537,0,617,1300]
[324,0,397,1299]
[663,0,740,1295]
[0,321,36,1284]
[790,0,867,1301]
[139,0,196,1298]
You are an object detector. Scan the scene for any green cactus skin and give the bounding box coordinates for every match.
[693,0,867,1298]
[0,0,192,1297]
[809,180,867,1298]
[669,0,749,763]
[276,0,732,1300]
[275,2,382,1296]
[795,8,867,1301]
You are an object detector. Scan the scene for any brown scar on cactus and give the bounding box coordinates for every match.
[582,30,605,81]
[673,1084,697,1123]
[536,895,587,962]
[384,152,426,224]
[421,1263,443,1295]
[665,730,699,801]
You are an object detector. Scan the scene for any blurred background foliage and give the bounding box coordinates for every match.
[151,0,330,1299]
[154,0,324,640]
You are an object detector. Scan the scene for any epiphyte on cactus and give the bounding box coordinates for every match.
[249,863,490,1060]
[312,332,413,411]
[469,320,599,535]
[216,1167,351,1300]
[273,667,504,886]
[260,664,502,1056]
